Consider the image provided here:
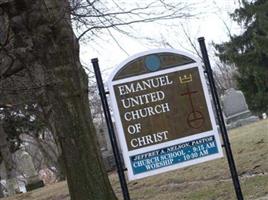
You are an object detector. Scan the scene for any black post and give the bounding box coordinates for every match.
[198,37,244,200]
[92,58,131,200]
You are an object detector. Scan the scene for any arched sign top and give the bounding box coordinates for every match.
[108,49,199,82]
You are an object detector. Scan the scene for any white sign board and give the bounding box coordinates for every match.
[108,49,223,180]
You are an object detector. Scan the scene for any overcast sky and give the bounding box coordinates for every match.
[79,0,242,79]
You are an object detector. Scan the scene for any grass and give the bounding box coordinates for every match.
[3,119,268,200]
[3,181,69,200]
[110,119,268,200]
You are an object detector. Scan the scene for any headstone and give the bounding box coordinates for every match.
[96,123,112,152]
[16,150,44,191]
[5,178,19,195]
[0,124,19,196]
[101,151,116,172]
[1,165,19,196]
[221,88,258,129]
[96,123,117,171]
[0,181,4,198]
[0,158,5,197]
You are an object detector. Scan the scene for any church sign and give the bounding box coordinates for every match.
[108,49,223,180]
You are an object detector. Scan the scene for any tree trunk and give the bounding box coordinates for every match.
[38,1,117,199]
[0,0,117,199]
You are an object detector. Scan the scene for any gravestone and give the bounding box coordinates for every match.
[96,123,117,171]
[0,162,19,196]
[0,181,4,198]
[17,150,44,191]
[96,123,112,152]
[0,124,19,196]
[5,178,19,195]
[221,88,258,129]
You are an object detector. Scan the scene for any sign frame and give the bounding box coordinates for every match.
[107,49,223,180]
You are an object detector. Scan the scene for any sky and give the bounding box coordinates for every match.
[79,0,242,80]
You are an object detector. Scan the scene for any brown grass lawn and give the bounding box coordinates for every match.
[3,119,268,200]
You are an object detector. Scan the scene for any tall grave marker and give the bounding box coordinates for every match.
[107,49,223,180]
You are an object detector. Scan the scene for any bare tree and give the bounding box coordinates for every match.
[0,0,200,199]
[143,19,238,96]
[212,61,238,96]
[70,0,196,40]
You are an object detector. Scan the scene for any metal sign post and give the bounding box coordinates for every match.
[198,37,244,200]
[92,58,130,200]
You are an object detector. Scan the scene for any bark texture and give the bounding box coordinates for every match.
[0,0,117,199]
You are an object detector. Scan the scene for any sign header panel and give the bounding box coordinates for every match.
[108,49,223,180]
